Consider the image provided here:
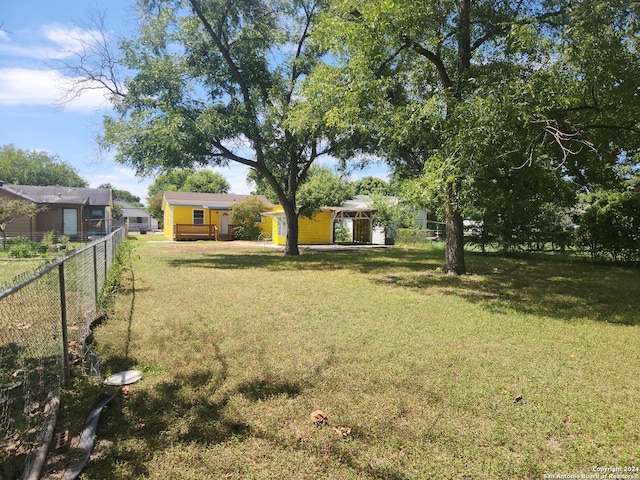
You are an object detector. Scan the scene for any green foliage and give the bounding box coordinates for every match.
[183,170,230,193]
[42,230,55,247]
[313,0,640,273]
[230,197,270,240]
[246,169,279,203]
[352,176,393,196]
[396,228,440,245]
[333,221,350,242]
[6,237,47,258]
[112,203,124,220]
[99,183,142,206]
[466,159,577,252]
[370,195,414,243]
[579,190,640,262]
[0,144,87,187]
[296,166,353,218]
[147,170,193,197]
[0,199,40,246]
[147,168,229,196]
[99,238,136,311]
[100,0,338,255]
[146,193,164,222]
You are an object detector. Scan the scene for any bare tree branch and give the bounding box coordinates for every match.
[524,118,597,169]
[53,10,126,109]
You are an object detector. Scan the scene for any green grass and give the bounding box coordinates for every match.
[0,258,49,286]
[0,242,94,287]
[58,240,640,479]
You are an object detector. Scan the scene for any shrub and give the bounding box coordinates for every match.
[397,229,441,244]
[42,230,55,246]
[7,237,47,258]
[231,197,271,240]
[579,190,640,262]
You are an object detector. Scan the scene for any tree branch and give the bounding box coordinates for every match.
[187,0,265,163]
[401,35,453,90]
[53,12,126,108]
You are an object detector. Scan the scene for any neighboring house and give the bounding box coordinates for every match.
[264,196,379,246]
[0,182,113,241]
[162,191,274,241]
[115,200,158,233]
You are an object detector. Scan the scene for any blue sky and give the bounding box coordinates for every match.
[0,1,387,204]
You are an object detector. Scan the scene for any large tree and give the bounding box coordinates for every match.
[99,183,143,206]
[183,170,231,194]
[0,145,88,187]
[99,0,337,255]
[296,165,353,217]
[312,0,640,273]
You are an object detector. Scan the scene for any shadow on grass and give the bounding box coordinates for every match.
[237,377,302,401]
[84,345,336,478]
[166,248,440,274]
[377,251,640,325]
[167,247,639,325]
[87,365,239,478]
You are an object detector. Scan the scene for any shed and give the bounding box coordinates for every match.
[263,197,378,246]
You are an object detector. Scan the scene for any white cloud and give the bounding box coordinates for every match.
[88,168,153,204]
[42,24,105,59]
[0,67,111,111]
[0,68,59,105]
[0,23,105,60]
[0,23,113,111]
[85,164,252,204]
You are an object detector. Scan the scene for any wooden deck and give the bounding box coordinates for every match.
[173,224,236,241]
[173,224,218,241]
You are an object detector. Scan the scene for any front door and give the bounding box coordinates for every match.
[220,212,231,236]
[63,208,78,236]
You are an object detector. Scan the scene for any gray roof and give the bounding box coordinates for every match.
[163,191,274,210]
[115,200,149,216]
[0,184,112,206]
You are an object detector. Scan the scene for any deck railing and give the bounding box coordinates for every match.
[173,224,218,241]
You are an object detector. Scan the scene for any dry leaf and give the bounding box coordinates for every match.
[310,410,328,425]
[334,426,351,438]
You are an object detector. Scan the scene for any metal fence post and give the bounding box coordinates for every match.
[93,244,99,307]
[58,262,70,387]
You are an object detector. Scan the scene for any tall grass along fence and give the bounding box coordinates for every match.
[0,228,125,480]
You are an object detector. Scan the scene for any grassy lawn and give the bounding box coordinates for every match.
[0,242,94,287]
[0,258,50,287]
[57,238,640,479]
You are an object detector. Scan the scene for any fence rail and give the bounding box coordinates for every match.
[0,227,125,480]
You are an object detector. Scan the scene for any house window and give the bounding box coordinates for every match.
[277,217,287,236]
[136,217,143,224]
[193,210,204,225]
[89,208,104,219]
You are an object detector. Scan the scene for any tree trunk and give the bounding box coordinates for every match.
[444,187,466,275]
[283,203,300,256]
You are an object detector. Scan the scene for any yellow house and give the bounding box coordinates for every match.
[264,201,377,246]
[162,192,273,241]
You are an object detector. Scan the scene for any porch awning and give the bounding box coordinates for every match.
[320,206,377,220]
[262,207,377,220]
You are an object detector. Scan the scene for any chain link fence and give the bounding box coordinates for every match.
[1,228,124,480]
